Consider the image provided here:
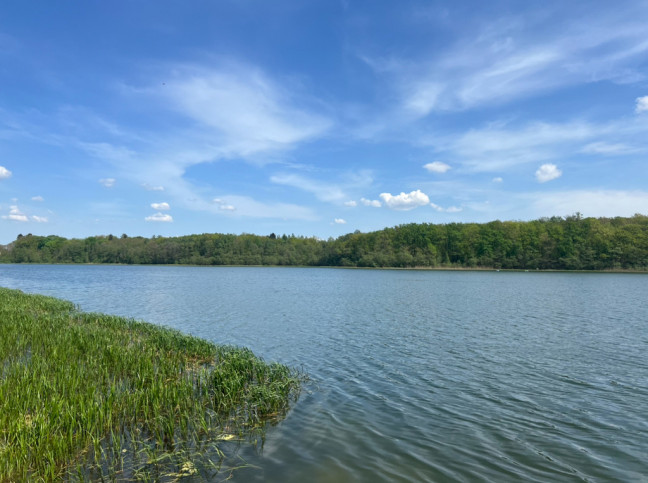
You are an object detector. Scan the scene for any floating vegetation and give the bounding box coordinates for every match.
[0,287,305,481]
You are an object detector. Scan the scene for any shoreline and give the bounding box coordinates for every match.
[1,261,647,274]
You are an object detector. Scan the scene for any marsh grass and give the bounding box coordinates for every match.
[0,287,304,481]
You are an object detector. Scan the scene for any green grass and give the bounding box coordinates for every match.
[0,287,304,481]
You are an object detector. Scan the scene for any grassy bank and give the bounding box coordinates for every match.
[0,287,304,481]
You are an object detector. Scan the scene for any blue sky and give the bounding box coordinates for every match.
[1,0,648,243]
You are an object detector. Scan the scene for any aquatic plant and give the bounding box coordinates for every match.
[0,287,304,481]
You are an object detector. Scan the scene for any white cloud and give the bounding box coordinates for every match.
[423,161,451,173]
[270,174,346,202]
[213,198,236,211]
[360,197,382,207]
[145,212,173,222]
[430,202,443,212]
[636,96,648,113]
[210,194,316,220]
[384,8,648,116]
[31,195,44,201]
[334,218,347,224]
[99,178,116,188]
[3,214,28,222]
[142,184,165,191]
[31,215,48,223]
[0,166,11,179]
[441,120,594,171]
[154,64,331,156]
[527,190,648,218]
[430,202,463,213]
[344,200,357,207]
[535,164,562,183]
[150,202,170,211]
[379,189,430,210]
[2,205,28,222]
[492,177,503,183]
[581,141,638,155]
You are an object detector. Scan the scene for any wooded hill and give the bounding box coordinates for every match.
[2,214,647,270]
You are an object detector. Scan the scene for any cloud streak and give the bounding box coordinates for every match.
[387,6,648,115]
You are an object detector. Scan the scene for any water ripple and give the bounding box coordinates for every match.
[1,266,647,481]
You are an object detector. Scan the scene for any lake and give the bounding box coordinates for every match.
[1,265,646,482]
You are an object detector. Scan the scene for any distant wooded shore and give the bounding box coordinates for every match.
[2,214,647,271]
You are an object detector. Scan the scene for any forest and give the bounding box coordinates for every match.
[1,214,647,270]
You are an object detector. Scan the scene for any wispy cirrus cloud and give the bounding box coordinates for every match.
[65,62,334,223]
[425,111,648,172]
[146,63,332,158]
[373,5,648,116]
[98,177,116,188]
[270,174,347,202]
[270,170,374,204]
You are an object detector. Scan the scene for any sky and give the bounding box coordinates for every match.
[1,0,648,243]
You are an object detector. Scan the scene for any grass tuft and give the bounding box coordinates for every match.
[0,287,305,481]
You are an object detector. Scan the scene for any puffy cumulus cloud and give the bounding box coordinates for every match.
[636,96,648,113]
[379,190,430,210]
[150,202,170,211]
[344,200,357,207]
[423,161,451,173]
[2,205,28,222]
[99,178,116,188]
[0,166,11,179]
[492,177,503,183]
[535,164,562,183]
[31,215,48,223]
[145,212,173,222]
[334,218,347,224]
[360,197,382,207]
[31,195,44,201]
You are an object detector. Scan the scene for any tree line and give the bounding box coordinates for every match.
[2,214,647,270]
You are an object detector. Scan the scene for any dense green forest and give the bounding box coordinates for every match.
[2,214,648,270]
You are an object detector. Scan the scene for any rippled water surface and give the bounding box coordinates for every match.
[1,265,647,482]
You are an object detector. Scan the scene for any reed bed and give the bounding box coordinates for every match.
[0,287,304,481]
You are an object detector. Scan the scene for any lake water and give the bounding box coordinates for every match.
[1,265,647,482]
